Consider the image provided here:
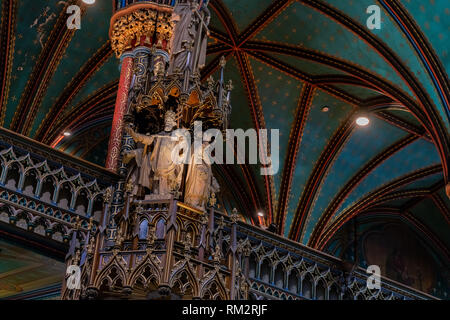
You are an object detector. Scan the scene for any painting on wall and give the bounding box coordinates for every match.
[363,224,438,294]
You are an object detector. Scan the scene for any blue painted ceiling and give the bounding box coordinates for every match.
[0,0,448,257]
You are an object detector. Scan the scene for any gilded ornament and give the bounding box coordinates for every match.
[208,192,217,207]
[104,187,113,203]
[110,9,173,57]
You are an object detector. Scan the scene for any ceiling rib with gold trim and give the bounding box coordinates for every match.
[0,0,448,265]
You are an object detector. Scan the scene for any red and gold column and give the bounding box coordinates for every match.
[105,52,134,171]
[105,2,174,172]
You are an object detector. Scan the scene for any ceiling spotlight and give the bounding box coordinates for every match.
[63,132,71,137]
[356,116,370,127]
[82,0,95,4]
[257,212,264,217]
[322,106,330,112]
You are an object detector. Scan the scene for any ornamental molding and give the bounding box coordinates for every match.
[110,6,174,58]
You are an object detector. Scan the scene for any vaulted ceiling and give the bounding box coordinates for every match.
[0,0,448,264]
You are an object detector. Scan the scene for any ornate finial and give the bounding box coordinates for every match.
[88,217,94,231]
[87,237,95,255]
[208,192,217,207]
[136,201,144,215]
[240,279,249,297]
[237,239,243,254]
[212,244,221,263]
[184,233,192,252]
[115,225,125,248]
[219,56,227,68]
[207,75,215,90]
[226,79,234,92]
[236,260,242,275]
[117,233,124,248]
[231,208,239,224]
[201,213,209,226]
[74,216,81,230]
[104,187,113,203]
[217,216,225,229]
[125,180,133,194]
[147,224,156,248]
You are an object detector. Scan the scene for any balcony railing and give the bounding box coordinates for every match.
[0,127,117,246]
[214,211,436,300]
[90,199,435,300]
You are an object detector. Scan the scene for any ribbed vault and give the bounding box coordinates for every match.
[0,1,448,295]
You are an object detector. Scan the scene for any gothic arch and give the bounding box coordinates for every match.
[56,181,75,210]
[128,257,162,289]
[39,175,57,203]
[4,161,21,189]
[22,168,39,196]
[301,272,314,299]
[94,257,128,290]
[170,262,199,297]
[73,187,90,216]
[200,277,228,300]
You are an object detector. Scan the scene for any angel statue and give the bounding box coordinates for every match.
[184,138,220,211]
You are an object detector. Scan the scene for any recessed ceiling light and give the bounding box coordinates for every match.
[63,132,71,137]
[257,212,264,217]
[356,116,370,127]
[82,0,95,4]
[322,106,329,112]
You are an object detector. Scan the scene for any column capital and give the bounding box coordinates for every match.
[110,4,174,58]
[132,46,152,56]
[119,51,135,63]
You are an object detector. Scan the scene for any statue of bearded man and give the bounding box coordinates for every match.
[125,111,183,197]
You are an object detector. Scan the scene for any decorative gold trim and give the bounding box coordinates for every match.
[109,5,174,58]
[177,202,204,215]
